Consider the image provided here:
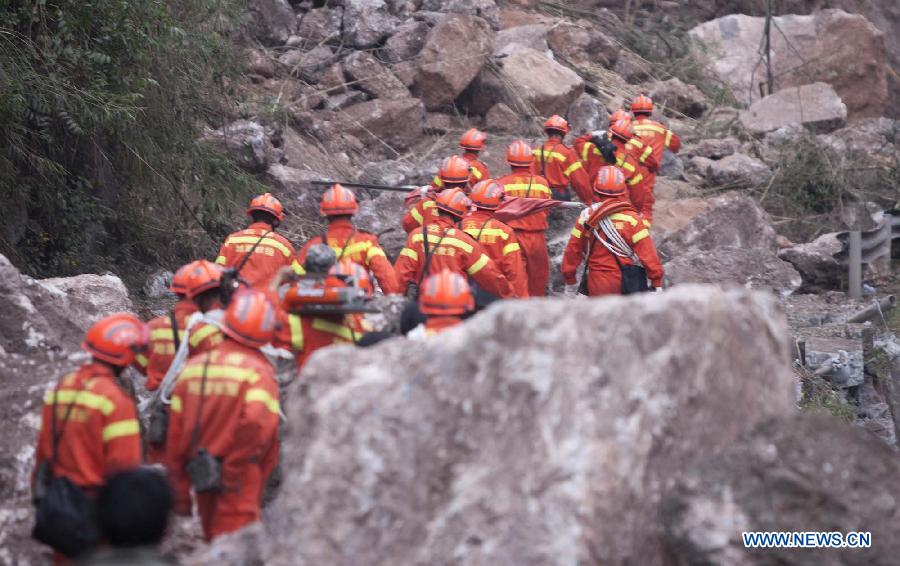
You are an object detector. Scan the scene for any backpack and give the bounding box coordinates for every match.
[32,384,101,558]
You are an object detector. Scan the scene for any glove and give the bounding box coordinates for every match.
[594,135,618,164]
[652,287,663,293]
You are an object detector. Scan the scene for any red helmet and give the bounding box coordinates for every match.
[221,290,277,348]
[320,184,359,217]
[330,258,373,298]
[419,269,474,316]
[170,263,194,296]
[544,115,569,135]
[506,140,533,167]
[594,166,628,197]
[469,180,505,210]
[631,94,654,114]
[459,128,487,152]
[184,260,223,299]
[609,118,634,141]
[608,108,631,125]
[247,193,285,222]
[82,314,149,366]
[435,188,471,218]
[438,155,471,185]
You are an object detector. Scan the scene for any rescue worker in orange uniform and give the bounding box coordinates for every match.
[273,245,361,372]
[165,290,281,542]
[215,193,303,289]
[461,180,528,298]
[496,141,553,297]
[297,184,399,294]
[33,314,147,561]
[458,128,491,184]
[573,109,656,181]
[418,269,475,336]
[631,94,682,211]
[395,188,514,299]
[140,264,197,392]
[183,260,228,356]
[531,115,593,203]
[562,166,664,296]
[404,155,471,233]
[330,257,375,336]
[607,118,657,223]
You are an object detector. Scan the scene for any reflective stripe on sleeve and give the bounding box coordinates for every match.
[665,130,673,147]
[571,227,583,239]
[467,254,489,275]
[215,256,227,265]
[245,388,281,414]
[502,242,521,255]
[399,248,418,261]
[171,395,183,413]
[627,173,644,186]
[291,259,305,275]
[470,167,483,180]
[563,161,583,177]
[641,146,653,162]
[190,325,220,348]
[289,314,303,351]
[366,246,387,261]
[134,354,149,369]
[102,419,140,442]
[609,213,638,226]
[44,390,115,416]
[311,318,354,341]
[632,229,650,244]
[410,208,424,224]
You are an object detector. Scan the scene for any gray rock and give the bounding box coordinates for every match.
[777,232,846,292]
[382,20,430,63]
[343,0,399,48]
[691,153,772,189]
[342,51,410,100]
[262,164,319,194]
[279,45,335,82]
[804,336,864,388]
[493,47,584,117]
[142,270,173,299]
[353,191,409,261]
[246,49,276,78]
[484,102,523,134]
[685,137,738,160]
[547,20,618,68]
[421,0,500,30]
[200,120,276,173]
[296,6,343,45]
[664,246,801,296]
[413,14,495,110]
[661,413,900,564]
[493,24,549,57]
[740,83,848,136]
[659,149,684,179]
[613,50,651,84]
[648,77,709,118]
[566,93,604,135]
[337,97,426,152]
[246,0,296,45]
[324,90,368,111]
[258,286,797,565]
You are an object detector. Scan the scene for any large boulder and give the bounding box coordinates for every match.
[254,286,796,565]
[777,232,846,292]
[200,120,276,173]
[296,6,343,45]
[740,82,847,135]
[495,47,584,117]
[343,0,399,48]
[413,15,495,110]
[382,20,430,64]
[648,78,709,118]
[661,413,900,565]
[279,45,335,82]
[546,20,619,68]
[690,10,888,120]
[421,0,501,30]
[336,98,426,152]
[493,23,548,56]
[0,255,132,354]
[342,51,410,100]
[690,153,772,189]
[566,93,605,134]
[664,246,801,295]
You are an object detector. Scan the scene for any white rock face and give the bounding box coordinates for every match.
[740,83,848,135]
[234,287,796,565]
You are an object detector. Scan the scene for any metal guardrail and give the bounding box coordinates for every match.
[835,210,900,299]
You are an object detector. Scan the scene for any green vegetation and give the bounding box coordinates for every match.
[796,365,857,423]
[0,0,261,279]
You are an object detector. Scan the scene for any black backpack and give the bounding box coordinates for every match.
[32,385,101,558]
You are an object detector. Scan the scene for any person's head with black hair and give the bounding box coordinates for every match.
[97,468,172,548]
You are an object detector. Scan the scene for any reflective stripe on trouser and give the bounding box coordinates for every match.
[629,171,656,223]
[196,464,263,542]
[515,230,550,297]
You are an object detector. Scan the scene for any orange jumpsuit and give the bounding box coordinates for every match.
[141,299,197,392]
[34,363,142,493]
[462,151,490,185]
[215,222,303,289]
[281,313,358,372]
[574,133,657,182]
[425,316,463,336]
[496,169,553,297]
[461,210,528,298]
[611,138,656,223]
[297,217,399,294]
[165,340,280,542]
[531,138,593,203]
[402,189,441,234]
[394,215,513,298]
[561,200,664,296]
[633,116,681,220]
